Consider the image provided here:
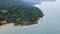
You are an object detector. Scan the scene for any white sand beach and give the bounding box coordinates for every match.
[0,23,14,31]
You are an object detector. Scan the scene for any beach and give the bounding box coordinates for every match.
[0,23,14,31]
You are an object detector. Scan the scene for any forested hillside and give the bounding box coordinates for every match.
[0,0,44,25]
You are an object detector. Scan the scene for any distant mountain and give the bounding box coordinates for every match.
[0,0,55,7]
[19,0,56,5]
[0,0,34,7]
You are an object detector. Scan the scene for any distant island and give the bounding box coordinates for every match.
[0,0,44,26]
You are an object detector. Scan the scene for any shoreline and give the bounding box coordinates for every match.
[0,22,38,31]
[0,23,14,31]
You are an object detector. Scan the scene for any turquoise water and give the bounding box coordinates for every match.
[0,0,60,34]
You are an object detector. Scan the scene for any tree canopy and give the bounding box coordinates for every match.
[0,3,44,25]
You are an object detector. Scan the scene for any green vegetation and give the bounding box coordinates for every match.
[0,3,44,25]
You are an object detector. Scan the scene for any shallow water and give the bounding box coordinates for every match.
[0,0,60,34]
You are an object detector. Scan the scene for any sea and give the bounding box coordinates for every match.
[0,0,60,34]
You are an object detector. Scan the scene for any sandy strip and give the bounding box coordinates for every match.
[0,23,14,31]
